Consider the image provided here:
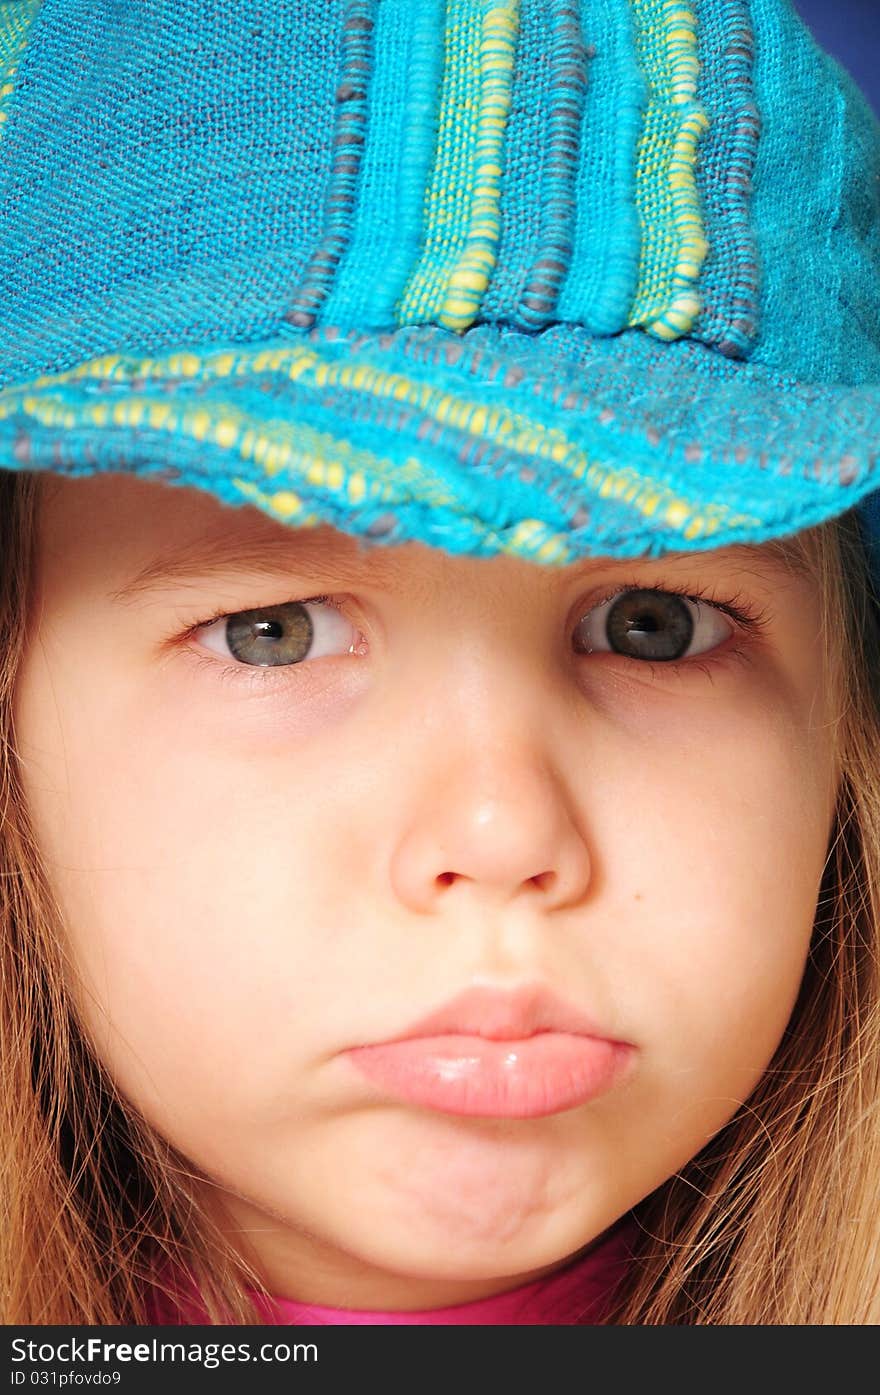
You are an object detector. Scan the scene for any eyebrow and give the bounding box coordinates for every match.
[108,529,813,606]
[108,531,404,604]
[709,537,814,584]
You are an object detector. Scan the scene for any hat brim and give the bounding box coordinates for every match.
[2,321,879,565]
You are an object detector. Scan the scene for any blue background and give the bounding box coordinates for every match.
[793,0,879,112]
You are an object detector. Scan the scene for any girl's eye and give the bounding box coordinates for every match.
[192,597,363,670]
[573,587,735,665]
[183,583,763,689]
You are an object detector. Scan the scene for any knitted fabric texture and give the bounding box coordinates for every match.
[0,0,879,570]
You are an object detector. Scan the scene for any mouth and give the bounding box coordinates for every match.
[344,1032,633,1118]
[343,981,634,1119]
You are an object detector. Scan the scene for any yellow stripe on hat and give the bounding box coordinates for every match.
[398,0,520,332]
[628,0,710,340]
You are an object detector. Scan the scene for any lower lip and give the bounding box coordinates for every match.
[344,1033,632,1119]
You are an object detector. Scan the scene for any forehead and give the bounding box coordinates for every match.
[37,470,815,599]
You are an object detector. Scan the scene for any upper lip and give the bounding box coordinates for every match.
[382,983,621,1044]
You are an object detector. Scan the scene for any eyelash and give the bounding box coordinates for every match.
[176,580,771,692]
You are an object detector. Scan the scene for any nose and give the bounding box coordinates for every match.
[389,666,593,916]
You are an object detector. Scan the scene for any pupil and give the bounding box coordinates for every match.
[629,611,659,633]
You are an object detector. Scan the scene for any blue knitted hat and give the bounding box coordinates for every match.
[1,0,880,575]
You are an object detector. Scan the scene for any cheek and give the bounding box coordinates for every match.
[13,642,351,1136]
[599,689,835,1154]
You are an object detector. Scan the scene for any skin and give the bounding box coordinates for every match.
[14,471,839,1310]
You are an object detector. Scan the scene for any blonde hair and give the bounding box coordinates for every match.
[2,468,879,1324]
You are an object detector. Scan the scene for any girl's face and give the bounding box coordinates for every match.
[16,473,838,1310]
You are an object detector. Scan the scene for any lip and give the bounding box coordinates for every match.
[389,982,617,1042]
[343,983,635,1119]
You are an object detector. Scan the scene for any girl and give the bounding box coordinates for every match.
[2,0,880,1325]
